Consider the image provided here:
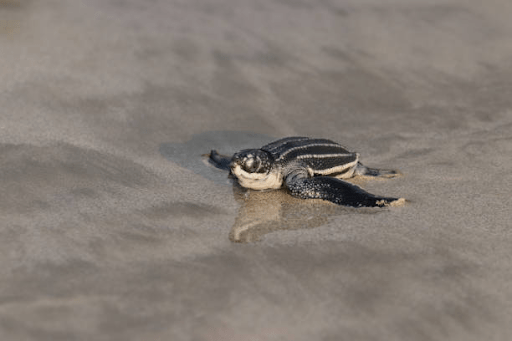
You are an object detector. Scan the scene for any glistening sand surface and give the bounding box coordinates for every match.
[1,1,512,340]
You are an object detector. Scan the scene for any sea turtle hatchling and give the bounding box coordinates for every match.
[209,137,405,208]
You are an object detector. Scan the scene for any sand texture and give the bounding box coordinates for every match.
[1,0,512,340]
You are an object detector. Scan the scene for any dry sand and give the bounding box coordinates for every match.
[1,0,512,340]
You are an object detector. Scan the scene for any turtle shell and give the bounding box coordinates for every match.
[261,137,359,177]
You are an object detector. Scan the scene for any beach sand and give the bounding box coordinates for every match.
[1,0,512,340]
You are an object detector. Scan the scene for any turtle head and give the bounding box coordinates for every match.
[230,149,281,190]
[230,149,272,174]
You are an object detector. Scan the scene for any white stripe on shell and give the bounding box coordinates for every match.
[309,160,358,176]
[297,153,353,159]
[276,143,348,160]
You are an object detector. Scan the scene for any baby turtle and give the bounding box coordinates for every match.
[209,137,404,208]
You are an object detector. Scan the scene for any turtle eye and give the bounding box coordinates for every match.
[242,157,260,173]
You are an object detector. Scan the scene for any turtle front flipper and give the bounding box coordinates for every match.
[208,150,232,171]
[285,170,401,208]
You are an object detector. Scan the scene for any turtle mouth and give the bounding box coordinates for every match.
[229,155,245,170]
[229,160,239,169]
[231,164,268,180]
[229,161,242,174]
[230,164,282,190]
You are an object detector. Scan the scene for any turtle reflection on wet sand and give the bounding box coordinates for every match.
[209,137,405,208]
[227,186,385,243]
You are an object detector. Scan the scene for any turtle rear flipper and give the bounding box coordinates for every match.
[354,162,402,178]
[285,171,400,208]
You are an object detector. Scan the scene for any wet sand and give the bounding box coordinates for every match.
[1,0,512,340]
